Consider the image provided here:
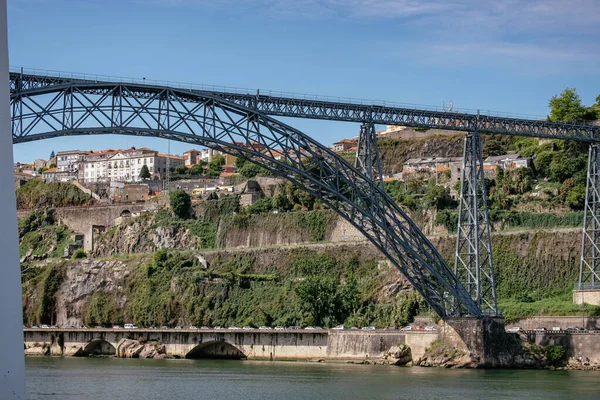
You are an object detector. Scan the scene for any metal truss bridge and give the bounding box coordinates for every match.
[9,69,600,320]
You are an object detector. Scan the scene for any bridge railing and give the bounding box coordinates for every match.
[9,66,552,122]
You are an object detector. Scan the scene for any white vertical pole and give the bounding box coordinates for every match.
[0,0,26,398]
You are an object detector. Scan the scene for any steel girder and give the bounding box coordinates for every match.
[9,71,600,142]
[354,123,383,185]
[10,81,481,318]
[580,144,600,290]
[455,131,498,315]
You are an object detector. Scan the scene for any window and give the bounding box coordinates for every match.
[138,159,141,164]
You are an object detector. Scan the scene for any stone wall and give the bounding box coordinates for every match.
[326,331,406,360]
[534,332,600,363]
[573,289,600,306]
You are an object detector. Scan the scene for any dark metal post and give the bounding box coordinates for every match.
[355,122,383,185]
[454,114,498,316]
[579,144,600,290]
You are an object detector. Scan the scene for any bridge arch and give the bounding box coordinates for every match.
[11,81,480,318]
[80,339,116,356]
[119,209,132,217]
[185,340,246,359]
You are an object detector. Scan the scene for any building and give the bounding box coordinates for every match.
[82,147,185,184]
[183,149,202,166]
[377,126,464,140]
[400,157,463,180]
[41,167,58,183]
[484,153,531,170]
[332,139,357,152]
[14,172,36,188]
[113,183,150,203]
[56,150,86,181]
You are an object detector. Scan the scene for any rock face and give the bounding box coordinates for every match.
[381,345,412,366]
[53,259,135,327]
[416,342,479,368]
[92,217,201,257]
[115,339,169,359]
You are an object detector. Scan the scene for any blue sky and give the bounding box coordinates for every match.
[8,0,600,163]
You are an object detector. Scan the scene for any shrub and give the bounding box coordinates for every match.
[72,248,86,259]
[169,190,192,219]
[545,345,567,367]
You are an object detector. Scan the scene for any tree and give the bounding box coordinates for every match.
[48,163,56,169]
[548,88,587,123]
[169,190,192,219]
[139,165,151,180]
[239,162,263,178]
[211,154,226,167]
[188,164,204,176]
[175,165,187,175]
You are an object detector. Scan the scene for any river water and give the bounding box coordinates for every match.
[26,357,599,400]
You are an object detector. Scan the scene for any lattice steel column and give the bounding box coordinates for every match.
[355,122,383,185]
[579,144,600,289]
[454,128,498,315]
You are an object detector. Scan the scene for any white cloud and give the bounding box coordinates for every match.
[146,0,600,71]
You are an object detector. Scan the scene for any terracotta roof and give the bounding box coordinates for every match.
[42,167,57,173]
[158,154,185,160]
[14,172,36,178]
[183,149,200,154]
[333,139,357,145]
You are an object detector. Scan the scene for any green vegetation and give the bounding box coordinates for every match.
[22,263,65,326]
[236,158,270,178]
[42,247,426,329]
[72,248,86,260]
[545,345,567,367]
[139,164,151,179]
[16,180,92,209]
[169,190,192,219]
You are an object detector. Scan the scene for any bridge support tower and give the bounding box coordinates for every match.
[454,127,498,316]
[575,144,600,306]
[355,122,383,185]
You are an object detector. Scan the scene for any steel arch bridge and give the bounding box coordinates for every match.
[9,70,600,319]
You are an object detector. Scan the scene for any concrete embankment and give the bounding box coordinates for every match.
[23,328,436,363]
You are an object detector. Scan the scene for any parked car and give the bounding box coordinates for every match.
[160,326,169,329]
[200,326,210,330]
[113,325,123,329]
[41,324,50,329]
[304,326,316,330]
[506,327,522,333]
[31,326,39,329]
[361,326,376,330]
[400,325,413,331]
[174,326,183,329]
[332,325,345,330]
[228,326,240,330]
[258,326,272,330]
[534,327,547,332]
[274,326,285,330]
[213,326,223,330]
[189,326,198,330]
[124,324,139,329]
[242,326,253,330]
[424,326,437,331]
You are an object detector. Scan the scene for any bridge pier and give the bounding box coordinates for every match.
[576,144,600,305]
[455,127,498,315]
[439,317,519,367]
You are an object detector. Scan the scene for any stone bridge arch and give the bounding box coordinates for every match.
[185,340,246,359]
[77,338,117,357]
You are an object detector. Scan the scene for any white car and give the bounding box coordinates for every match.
[332,325,345,330]
[258,326,272,330]
[124,324,139,329]
[507,326,522,333]
[274,326,285,330]
[424,326,436,331]
[228,326,240,330]
[242,326,253,330]
[41,324,50,329]
[361,326,375,330]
